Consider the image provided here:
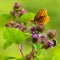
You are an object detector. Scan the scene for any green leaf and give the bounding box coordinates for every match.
[33,43,42,55]
[3,41,13,49]
[0,14,13,27]
[20,12,35,23]
[4,28,26,44]
[24,32,31,38]
[33,43,42,51]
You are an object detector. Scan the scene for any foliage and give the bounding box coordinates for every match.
[20,12,35,23]
[0,0,60,60]
[0,14,14,27]
[4,28,29,44]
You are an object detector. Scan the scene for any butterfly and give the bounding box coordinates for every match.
[31,8,50,25]
[34,8,49,25]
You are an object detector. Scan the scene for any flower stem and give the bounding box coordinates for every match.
[19,43,24,58]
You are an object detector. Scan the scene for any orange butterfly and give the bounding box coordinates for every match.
[27,8,49,25]
[34,8,50,25]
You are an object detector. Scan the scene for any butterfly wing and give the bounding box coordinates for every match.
[34,8,50,25]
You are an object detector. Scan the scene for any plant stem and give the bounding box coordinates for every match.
[26,46,37,60]
[19,43,24,58]
[15,13,20,24]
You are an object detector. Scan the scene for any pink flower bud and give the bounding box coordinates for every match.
[14,2,22,8]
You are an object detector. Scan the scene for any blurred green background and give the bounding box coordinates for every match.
[0,0,60,60]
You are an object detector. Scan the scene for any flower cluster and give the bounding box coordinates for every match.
[5,2,57,60]
[5,2,27,32]
[10,2,27,17]
[30,24,56,49]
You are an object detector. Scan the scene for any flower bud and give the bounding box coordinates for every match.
[5,19,15,27]
[42,40,53,49]
[36,24,45,32]
[22,27,26,32]
[30,26,37,34]
[32,34,38,39]
[32,34,38,43]
[5,24,11,27]
[48,41,54,47]
[39,34,46,43]
[30,27,36,31]
[39,34,46,40]
[9,20,15,26]
[14,2,22,9]
[15,23,26,32]
[15,24,20,28]
[21,8,28,14]
[47,30,56,39]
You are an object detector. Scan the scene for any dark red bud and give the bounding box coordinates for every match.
[30,27,36,31]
